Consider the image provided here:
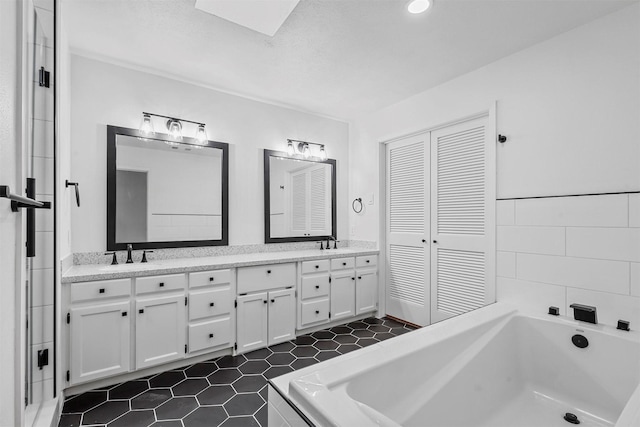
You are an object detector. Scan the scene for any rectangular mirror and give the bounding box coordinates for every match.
[107,125,229,250]
[264,149,336,243]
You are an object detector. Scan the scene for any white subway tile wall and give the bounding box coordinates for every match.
[496,194,640,328]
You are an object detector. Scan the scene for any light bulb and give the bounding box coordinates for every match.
[287,140,295,156]
[167,119,182,140]
[195,124,208,145]
[407,0,431,14]
[319,145,327,160]
[302,143,311,158]
[140,113,154,135]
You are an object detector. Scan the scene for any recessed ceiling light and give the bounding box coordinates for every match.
[407,0,432,14]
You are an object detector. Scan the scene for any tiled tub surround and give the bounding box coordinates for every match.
[271,303,640,427]
[496,193,640,328]
[59,316,415,427]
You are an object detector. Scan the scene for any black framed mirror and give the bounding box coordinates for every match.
[264,149,336,243]
[107,125,229,250]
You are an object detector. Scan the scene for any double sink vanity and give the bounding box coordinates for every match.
[61,248,378,393]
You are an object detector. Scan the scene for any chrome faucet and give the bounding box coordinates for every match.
[126,244,134,264]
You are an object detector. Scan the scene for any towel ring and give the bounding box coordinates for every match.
[352,198,363,213]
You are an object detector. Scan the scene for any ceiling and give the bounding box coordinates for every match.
[62,0,634,121]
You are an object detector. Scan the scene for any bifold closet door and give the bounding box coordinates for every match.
[385,133,430,326]
[430,116,496,323]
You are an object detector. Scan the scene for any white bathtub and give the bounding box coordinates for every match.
[270,303,640,427]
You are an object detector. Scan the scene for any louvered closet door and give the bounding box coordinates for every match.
[386,133,430,326]
[309,165,331,235]
[430,116,496,323]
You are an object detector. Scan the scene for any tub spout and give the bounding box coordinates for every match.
[570,303,597,324]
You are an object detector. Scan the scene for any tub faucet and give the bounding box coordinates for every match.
[126,244,134,264]
[570,303,597,324]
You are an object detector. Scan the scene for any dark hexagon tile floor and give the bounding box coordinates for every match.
[60,317,415,427]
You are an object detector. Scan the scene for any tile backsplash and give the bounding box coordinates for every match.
[496,193,639,328]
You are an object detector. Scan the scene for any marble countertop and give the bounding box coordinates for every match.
[62,248,379,283]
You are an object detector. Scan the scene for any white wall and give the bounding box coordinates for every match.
[349,4,640,243]
[349,4,639,326]
[69,55,349,253]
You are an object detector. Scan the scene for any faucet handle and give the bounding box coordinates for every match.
[333,240,339,250]
[141,250,153,263]
[104,252,118,265]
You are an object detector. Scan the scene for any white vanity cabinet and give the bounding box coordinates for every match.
[187,269,235,354]
[134,274,186,369]
[67,278,132,385]
[355,255,378,314]
[236,263,296,354]
[330,256,356,322]
[298,260,330,329]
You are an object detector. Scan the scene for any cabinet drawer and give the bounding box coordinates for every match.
[300,275,329,300]
[70,279,131,303]
[330,257,355,271]
[136,274,185,295]
[300,298,330,326]
[356,255,377,268]
[189,286,232,321]
[237,263,296,294]
[301,260,330,275]
[188,317,232,353]
[189,269,231,289]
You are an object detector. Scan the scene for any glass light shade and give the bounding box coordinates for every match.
[140,114,154,135]
[319,145,327,160]
[408,0,431,14]
[167,119,183,140]
[302,144,311,158]
[287,140,295,156]
[195,124,208,145]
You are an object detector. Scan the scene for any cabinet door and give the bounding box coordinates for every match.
[330,273,355,321]
[356,271,377,314]
[136,294,185,369]
[268,289,295,346]
[237,292,268,354]
[69,301,130,385]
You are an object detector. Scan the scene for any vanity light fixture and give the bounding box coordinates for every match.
[140,112,209,146]
[407,0,432,14]
[286,139,327,160]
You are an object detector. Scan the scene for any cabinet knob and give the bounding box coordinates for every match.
[315,310,319,314]
[351,277,355,281]
[210,302,215,307]
[122,311,127,317]
[271,299,275,303]
[315,285,320,289]
[138,309,144,314]
[99,288,105,294]
[209,277,214,282]
[366,260,370,263]
[209,333,214,338]
[263,300,267,304]
[433,240,437,244]
[358,276,362,280]
[422,239,426,243]
[342,262,346,266]
[159,282,165,287]
[267,270,271,274]
[315,265,319,269]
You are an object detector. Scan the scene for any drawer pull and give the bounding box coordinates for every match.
[209,277,214,282]
[351,277,355,281]
[315,265,319,269]
[263,300,267,304]
[267,270,271,274]
[315,285,320,289]
[159,282,165,287]
[271,299,275,303]
[122,311,127,317]
[342,262,346,266]
[210,302,215,307]
[358,276,362,280]
[209,333,214,338]
[99,288,105,294]
[315,310,320,314]
[366,260,370,263]
[138,309,144,314]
